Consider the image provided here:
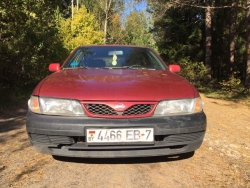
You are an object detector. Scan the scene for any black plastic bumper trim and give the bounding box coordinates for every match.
[26,111,206,136]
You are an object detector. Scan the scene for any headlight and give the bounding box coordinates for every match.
[28,96,85,116]
[154,97,203,115]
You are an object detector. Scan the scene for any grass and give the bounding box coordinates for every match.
[0,85,35,111]
[198,86,250,107]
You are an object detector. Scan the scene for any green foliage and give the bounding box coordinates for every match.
[0,0,153,90]
[199,84,250,107]
[106,13,126,44]
[219,72,242,92]
[124,11,155,48]
[59,7,104,52]
[0,84,34,110]
[81,0,125,44]
[209,2,246,82]
[178,59,207,87]
[0,0,249,109]
[153,5,206,86]
[0,0,67,87]
[153,6,204,64]
[150,0,248,90]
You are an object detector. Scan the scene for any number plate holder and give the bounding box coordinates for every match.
[86,128,154,145]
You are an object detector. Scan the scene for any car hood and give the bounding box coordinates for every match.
[35,69,197,101]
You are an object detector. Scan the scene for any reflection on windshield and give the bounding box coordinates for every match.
[64,46,166,70]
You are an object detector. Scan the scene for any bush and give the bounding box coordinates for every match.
[219,72,242,95]
[0,83,35,110]
[177,58,207,87]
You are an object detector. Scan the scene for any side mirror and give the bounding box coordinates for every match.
[169,64,181,73]
[49,63,60,72]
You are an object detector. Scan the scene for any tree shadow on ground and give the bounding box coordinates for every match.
[0,103,27,133]
[52,151,195,164]
[210,101,239,108]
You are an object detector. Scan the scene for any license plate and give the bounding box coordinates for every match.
[86,128,154,144]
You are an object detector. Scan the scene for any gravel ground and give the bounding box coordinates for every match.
[0,94,249,188]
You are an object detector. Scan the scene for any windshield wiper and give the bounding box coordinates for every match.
[79,65,88,69]
[123,65,155,70]
[63,66,88,69]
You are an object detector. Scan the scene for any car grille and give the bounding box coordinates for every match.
[85,104,153,116]
[163,132,204,143]
[29,133,75,145]
[123,104,153,115]
[85,104,117,116]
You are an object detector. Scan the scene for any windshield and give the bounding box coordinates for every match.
[63,46,166,70]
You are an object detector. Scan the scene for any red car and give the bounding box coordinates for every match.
[26,45,206,158]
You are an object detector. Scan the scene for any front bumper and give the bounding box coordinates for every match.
[26,111,207,158]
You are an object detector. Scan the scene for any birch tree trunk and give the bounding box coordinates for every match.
[103,0,112,44]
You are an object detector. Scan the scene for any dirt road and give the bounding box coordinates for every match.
[0,94,250,188]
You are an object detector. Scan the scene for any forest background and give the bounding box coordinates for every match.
[0,0,250,108]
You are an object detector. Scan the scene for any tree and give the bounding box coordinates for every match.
[227,0,238,78]
[78,0,151,44]
[205,0,212,79]
[106,13,126,44]
[80,0,125,44]
[59,6,104,51]
[148,0,249,85]
[125,11,155,47]
[0,0,66,87]
[102,0,112,44]
[150,3,204,61]
[246,0,250,88]
[98,0,125,44]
